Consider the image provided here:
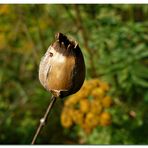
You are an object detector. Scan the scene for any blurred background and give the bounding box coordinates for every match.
[0,4,148,144]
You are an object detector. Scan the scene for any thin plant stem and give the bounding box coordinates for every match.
[31,95,56,144]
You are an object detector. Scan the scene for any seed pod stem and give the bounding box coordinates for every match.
[31,95,56,144]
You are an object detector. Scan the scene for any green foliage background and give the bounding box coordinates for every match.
[0,4,148,144]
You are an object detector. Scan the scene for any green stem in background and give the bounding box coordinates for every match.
[73,4,97,78]
[34,5,47,51]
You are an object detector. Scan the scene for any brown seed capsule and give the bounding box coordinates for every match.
[39,33,85,98]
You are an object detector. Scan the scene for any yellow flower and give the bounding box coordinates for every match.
[72,110,84,125]
[91,88,105,99]
[80,83,92,96]
[63,107,76,117]
[100,112,112,126]
[0,5,10,15]
[80,99,90,113]
[74,91,87,99]
[102,96,112,108]
[85,112,98,128]
[61,110,73,128]
[90,100,103,114]
[64,95,79,107]
[99,81,109,91]
[61,78,113,130]
[88,79,100,88]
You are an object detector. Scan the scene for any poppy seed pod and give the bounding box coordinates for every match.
[39,33,85,98]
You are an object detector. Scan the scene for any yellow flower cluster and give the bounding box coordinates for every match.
[0,5,10,15]
[61,79,113,134]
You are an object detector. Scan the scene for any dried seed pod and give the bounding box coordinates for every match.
[39,32,85,98]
